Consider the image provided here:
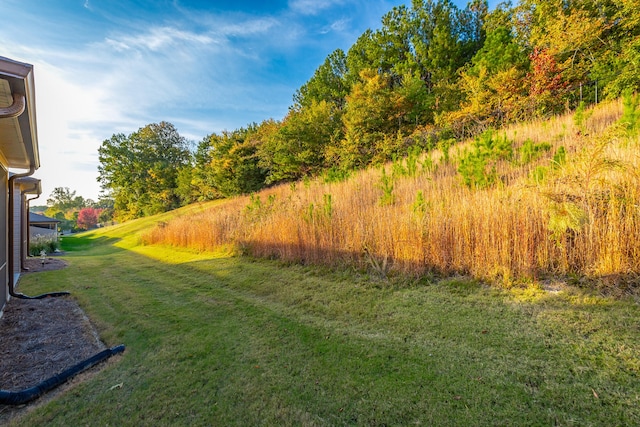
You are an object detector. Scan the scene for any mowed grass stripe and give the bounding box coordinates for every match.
[10,232,640,426]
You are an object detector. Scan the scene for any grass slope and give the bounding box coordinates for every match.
[143,100,640,290]
[7,208,640,426]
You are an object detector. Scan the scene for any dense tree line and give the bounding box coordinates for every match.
[98,0,640,219]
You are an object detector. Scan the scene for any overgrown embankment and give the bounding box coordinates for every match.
[144,100,640,294]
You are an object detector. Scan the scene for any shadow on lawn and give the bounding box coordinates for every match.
[235,239,640,298]
[60,235,124,255]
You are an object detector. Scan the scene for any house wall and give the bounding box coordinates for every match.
[0,56,39,319]
[0,166,8,314]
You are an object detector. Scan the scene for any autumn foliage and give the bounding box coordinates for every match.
[143,100,640,292]
[77,207,104,230]
[97,1,640,293]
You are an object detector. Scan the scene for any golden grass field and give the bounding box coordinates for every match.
[143,99,640,293]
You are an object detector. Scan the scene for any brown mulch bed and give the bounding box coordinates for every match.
[23,256,69,273]
[0,256,107,422]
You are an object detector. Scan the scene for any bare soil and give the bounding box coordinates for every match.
[0,256,108,422]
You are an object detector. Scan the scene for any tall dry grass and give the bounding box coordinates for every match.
[144,99,640,289]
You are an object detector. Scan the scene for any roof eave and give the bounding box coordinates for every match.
[15,175,41,195]
[0,56,40,170]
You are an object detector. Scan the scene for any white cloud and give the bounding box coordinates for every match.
[105,27,216,52]
[320,18,350,34]
[288,0,344,16]
[104,38,131,52]
[216,17,280,37]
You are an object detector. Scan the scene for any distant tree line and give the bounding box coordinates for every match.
[34,187,114,232]
[97,0,640,220]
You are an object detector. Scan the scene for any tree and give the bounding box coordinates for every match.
[77,207,103,230]
[523,0,608,81]
[46,187,85,214]
[294,49,349,110]
[377,5,416,81]
[518,0,630,102]
[338,69,398,169]
[176,136,224,204]
[340,0,487,125]
[442,16,530,136]
[44,187,86,231]
[593,0,640,97]
[458,0,489,60]
[334,68,431,169]
[412,0,485,92]
[467,25,528,76]
[259,100,343,183]
[98,122,191,220]
[345,30,379,87]
[525,47,569,116]
[94,196,115,224]
[198,121,274,197]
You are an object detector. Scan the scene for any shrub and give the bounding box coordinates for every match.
[378,168,395,205]
[518,139,552,165]
[458,130,513,189]
[322,166,351,183]
[30,233,59,256]
[620,90,640,133]
[552,146,567,168]
[548,201,588,248]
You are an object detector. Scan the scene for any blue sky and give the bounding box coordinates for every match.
[1,0,488,201]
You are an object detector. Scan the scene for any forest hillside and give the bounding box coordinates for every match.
[98,0,640,223]
[94,0,640,292]
[143,98,640,293]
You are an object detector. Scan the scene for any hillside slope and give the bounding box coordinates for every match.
[143,100,639,294]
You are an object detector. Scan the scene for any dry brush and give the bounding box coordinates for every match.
[144,100,640,291]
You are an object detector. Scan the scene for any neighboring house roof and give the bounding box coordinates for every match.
[29,212,60,224]
[0,56,39,170]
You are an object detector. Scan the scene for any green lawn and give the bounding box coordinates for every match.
[8,213,640,426]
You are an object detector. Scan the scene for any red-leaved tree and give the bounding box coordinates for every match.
[77,207,103,230]
[526,47,568,116]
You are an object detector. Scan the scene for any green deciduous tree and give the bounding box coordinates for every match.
[46,187,85,214]
[260,100,343,183]
[98,121,191,220]
[198,121,274,197]
[338,70,399,168]
[336,68,434,169]
[443,17,529,137]
[519,0,634,101]
[523,0,609,83]
[596,0,640,96]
